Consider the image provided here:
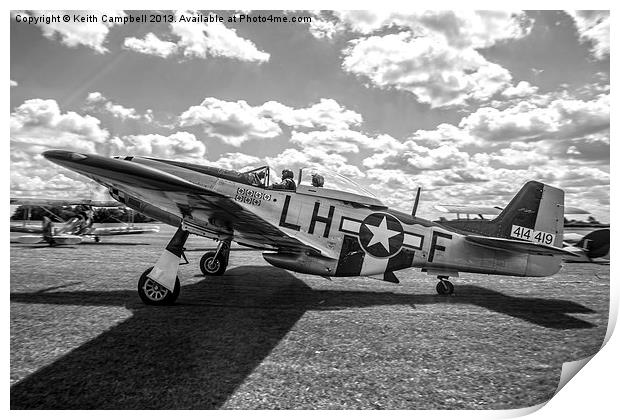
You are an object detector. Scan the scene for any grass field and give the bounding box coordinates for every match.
[10,225,609,409]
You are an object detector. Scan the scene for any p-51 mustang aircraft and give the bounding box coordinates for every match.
[43,150,578,305]
[11,198,159,245]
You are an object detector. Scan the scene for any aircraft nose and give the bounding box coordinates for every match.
[43,150,89,164]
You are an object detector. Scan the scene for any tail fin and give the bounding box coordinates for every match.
[492,181,564,247]
[442,181,565,247]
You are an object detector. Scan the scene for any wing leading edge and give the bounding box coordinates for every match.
[43,150,329,258]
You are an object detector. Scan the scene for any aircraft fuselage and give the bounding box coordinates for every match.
[67,155,558,279]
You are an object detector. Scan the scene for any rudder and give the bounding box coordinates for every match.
[493,181,564,247]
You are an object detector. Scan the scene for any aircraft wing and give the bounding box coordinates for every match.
[42,151,329,257]
[90,226,160,236]
[435,204,589,216]
[10,198,121,207]
[16,235,83,245]
[182,192,335,257]
[465,235,581,257]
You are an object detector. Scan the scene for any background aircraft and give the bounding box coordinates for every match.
[435,204,609,263]
[11,198,159,245]
[43,150,578,305]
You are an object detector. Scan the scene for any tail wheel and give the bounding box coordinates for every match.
[200,251,227,276]
[138,266,180,305]
[436,279,454,295]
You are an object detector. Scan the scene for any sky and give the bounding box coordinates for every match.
[9,9,610,221]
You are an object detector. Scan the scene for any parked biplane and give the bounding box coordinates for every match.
[11,197,159,245]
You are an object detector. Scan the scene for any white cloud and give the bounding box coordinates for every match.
[11,98,109,153]
[330,11,531,48]
[566,10,610,60]
[501,81,538,98]
[178,98,282,146]
[355,89,609,219]
[343,32,513,108]
[85,91,141,120]
[19,10,126,53]
[109,132,206,160]
[307,13,344,39]
[178,97,363,146]
[258,98,362,130]
[460,94,610,143]
[409,123,481,147]
[478,143,550,169]
[363,139,470,173]
[209,152,262,171]
[170,11,270,62]
[266,148,364,179]
[10,98,114,197]
[291,129,402,154]
[330,11,535,108]
[9,98,214,197]
[123,32,178,58]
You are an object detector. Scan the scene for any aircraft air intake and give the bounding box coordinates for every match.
[262,252,336,275]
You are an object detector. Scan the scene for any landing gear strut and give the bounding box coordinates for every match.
[436,276,454,295]
[200,240,230,276]
[138,225,189,305]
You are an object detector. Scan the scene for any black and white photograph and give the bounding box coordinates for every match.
[9,7,612,412]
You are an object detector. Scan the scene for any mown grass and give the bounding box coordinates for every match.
[10,226,609,409]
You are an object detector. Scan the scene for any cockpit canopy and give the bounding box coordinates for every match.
[298,167,376,197]
[241,166,272,187]
[240,165,384,207]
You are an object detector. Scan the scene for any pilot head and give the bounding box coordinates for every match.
[311,173,324,187]
[281,169,294,180]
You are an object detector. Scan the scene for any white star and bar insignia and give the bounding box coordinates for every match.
[339,213,424,258]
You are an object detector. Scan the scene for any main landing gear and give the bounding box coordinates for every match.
[137,227,232,305]
[436,276,454,295]
[200,240,230,276]
[138,267,180,305]
[138,226,189,305]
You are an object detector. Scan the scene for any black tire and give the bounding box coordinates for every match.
[138,266,180,305]
[200,251,227,276]
[436,280,454,295]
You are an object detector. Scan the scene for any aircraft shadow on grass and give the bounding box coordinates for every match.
[11,241,152,247]
[10,266,597,409]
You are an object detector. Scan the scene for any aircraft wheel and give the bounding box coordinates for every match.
[436,280,454,295]
[200,251,227,276]
[138,267,180,305]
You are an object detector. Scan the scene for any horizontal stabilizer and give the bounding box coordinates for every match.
[465,235,580,257]
[436,203,588,216]
[435,204,502,215]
